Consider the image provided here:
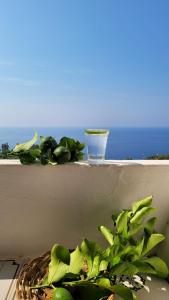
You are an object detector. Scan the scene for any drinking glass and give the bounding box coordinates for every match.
[85,129,109,164]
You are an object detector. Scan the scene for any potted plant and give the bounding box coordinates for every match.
[16,196,168,300]
[12,132,85,164]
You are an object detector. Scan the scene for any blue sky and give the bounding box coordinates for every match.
[0,0,169,127]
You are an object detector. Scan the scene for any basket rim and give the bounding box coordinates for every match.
[16,250,51,300]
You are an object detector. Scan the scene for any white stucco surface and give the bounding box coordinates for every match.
[0,160,168,258]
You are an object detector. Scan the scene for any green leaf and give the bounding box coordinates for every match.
[117,245,137,259]
[132,196,153,213]
[102,247,111,260]
[111,262,138,275]
[81,239,101,259]
[59,137,76,150]
[69,247,84,274]
[53,146,71,163]
[48,259,68,284]
[116,211,129,237]
[18,151,37,164]
[133,261,156,274]
[143,256,169,278]
[88,255,100,278]
[99,226,114,246]
[76,141,85,151]
[48,244,70,284]
[112,285,136,300]
[95,278,113,291]
[130,207,156,224]
[132,238,145,260]
[52,244,70,264]
[144,217,156,235]
[111,235,122,256]
[75,151,84,161]
[53,146,68,157]
[142,233,165,256]
[80,239,102,278]
[13,132,38,153]
[40,136,57,152]
[30,147,41,158]
[128,223,143,238]
[99,260,108,271]
[59,137,84,162]
[40,135,45,143]
[111,256,121,267]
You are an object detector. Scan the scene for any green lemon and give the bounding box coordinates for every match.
[52,288,74,300]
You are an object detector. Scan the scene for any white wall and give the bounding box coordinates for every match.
[0,160,169,259]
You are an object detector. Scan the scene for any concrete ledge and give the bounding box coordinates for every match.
[2,159,169,165]
[0,160,169,259]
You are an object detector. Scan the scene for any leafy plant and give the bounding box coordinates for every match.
[0,143,19,159]
[99,196,168,278]
[33,196,168,300]
[12,132,85,165]
[1,143,10,158]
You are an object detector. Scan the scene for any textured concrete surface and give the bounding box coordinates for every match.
[0,161,168,258]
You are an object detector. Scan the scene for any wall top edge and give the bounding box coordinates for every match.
[0,159,169,166]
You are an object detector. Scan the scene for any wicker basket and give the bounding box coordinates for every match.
[16,251,52,300]
[16,251,114,300]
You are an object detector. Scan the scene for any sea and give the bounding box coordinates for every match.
[0,127,169,160]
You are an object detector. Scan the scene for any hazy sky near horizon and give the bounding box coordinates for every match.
[0,0,169,127]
